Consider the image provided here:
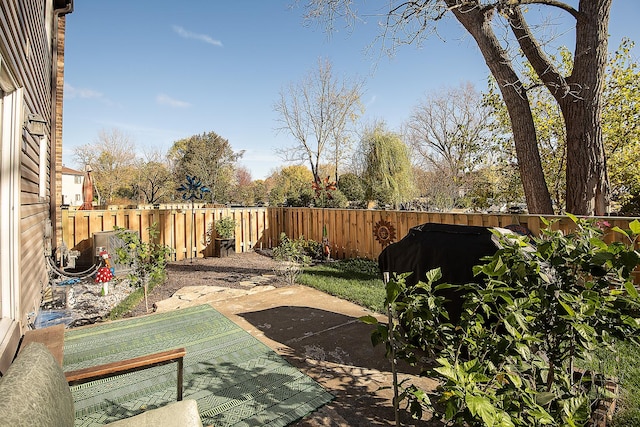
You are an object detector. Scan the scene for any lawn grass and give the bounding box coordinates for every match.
[573,340,640,426]
[107,286,147,320]
[296,258,386,313]
[599,341,640,426]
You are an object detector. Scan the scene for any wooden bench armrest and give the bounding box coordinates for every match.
[65,347,186,400]
[20,324,65,366]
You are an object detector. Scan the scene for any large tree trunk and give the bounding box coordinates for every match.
[506,0,611,215]
[448,2,554,214]
[560,0,611,215]
[562,100,608,215]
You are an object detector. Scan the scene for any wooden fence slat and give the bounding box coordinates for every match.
[332,209,341,258]
[61,209,71,247]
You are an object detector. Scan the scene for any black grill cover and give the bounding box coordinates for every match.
[378,223,501,322]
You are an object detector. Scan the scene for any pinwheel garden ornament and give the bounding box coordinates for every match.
[177,175,210,203]
[177,175,210,262]
[312,176,337,202]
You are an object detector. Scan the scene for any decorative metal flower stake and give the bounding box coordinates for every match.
[312,176,337,206]
[177,175,210,203]
[312,176,337,259]
[177,175,210,262]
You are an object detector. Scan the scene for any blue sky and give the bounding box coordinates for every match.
[62,1,640,180]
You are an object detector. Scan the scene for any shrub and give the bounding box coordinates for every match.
[363,216,640,426]
[299,238,323,260]
[214,216,237,239]
[113,223,171,313]
[321,188,349,208]
[272,233,312,285]
[338,173,365,202]
[284,188,315,207]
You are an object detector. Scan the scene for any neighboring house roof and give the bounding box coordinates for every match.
[62,166,83,176]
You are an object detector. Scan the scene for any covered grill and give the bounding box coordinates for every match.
[378,223,504,322]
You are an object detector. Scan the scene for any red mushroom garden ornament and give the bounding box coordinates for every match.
[95,250,114,295]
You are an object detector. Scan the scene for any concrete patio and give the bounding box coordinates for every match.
[152,284,438,426]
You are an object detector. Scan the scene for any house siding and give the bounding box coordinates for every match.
[0,0,72,373]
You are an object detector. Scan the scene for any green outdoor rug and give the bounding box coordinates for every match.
[63,304,333,426]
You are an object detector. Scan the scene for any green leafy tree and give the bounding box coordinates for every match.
[251,179,269,206]
[311,175,348,208]
[485,39,640,215]
[272,233,313,286]
[114,223,171,314]
[603,39,640,214]
[323,188,348,208]
[168,131,243,204]
[484,49,571,211]
[463,167,505,211]
[266,165,315,207]
[338,172,365,202]
[360,123,415,208]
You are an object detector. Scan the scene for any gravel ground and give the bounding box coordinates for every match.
[124,250,283,318]
[40,250,281,327]
[41,269,135,328]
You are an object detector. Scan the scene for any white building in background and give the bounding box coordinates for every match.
[61,166,84,206]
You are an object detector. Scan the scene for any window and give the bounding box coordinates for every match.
[39,136,48,200]
[0,86,23,321]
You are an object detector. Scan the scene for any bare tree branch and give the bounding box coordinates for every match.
[274,58,364,182]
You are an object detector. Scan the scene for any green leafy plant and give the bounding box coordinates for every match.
[363,216,640,426]
[272,233,312,285]
[113,223,172,313]
[299,237,324,260]
[214,216,237,239]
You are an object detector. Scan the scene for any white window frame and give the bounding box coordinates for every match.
[0,64,22,322]
[39,135,48,200]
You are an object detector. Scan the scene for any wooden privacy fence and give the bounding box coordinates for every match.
[275,208,639,284]
[275,208,637,260]
[61,207,279,264]
[63,206,637,265]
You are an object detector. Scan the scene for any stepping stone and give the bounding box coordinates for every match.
[154,285,276,312]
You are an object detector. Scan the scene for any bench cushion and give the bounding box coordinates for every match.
[104,399,203,427]
[0,342,74,426]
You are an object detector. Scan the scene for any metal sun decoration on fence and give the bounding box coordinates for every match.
[374,219,396,247]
